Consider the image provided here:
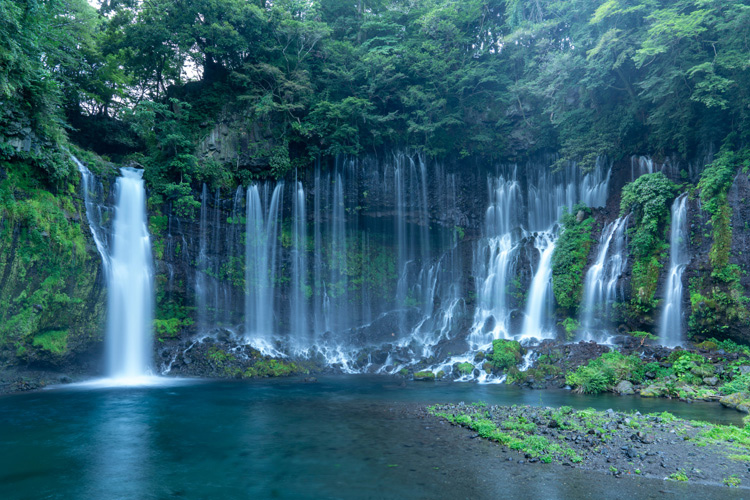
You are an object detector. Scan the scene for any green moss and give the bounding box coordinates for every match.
[668,470,688,482]
[456,362,474,375]
[620,172,678,315]
[244,358,304,378]
[551,204,594,312]
[688,146,750,338]
[0,159,105,362]
[488,339,523,371]
[32,329,69,354]
[153,317,192,340]
[724,475,741,487]
[414,371,436,381]
[429,405,582,464]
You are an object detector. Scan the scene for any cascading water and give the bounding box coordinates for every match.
[73,157,109,268]
[659,193,689,347]
[520,232,556,340]
[579,215,630,341]
[517,158,611,340]
[291,180,309,347]
[245,183,283,350]
[181,153,616,377]
[470,172,522,346]
[106,168,154,379]
[195,184,209,330]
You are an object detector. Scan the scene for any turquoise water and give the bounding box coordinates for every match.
[0,376,745,499]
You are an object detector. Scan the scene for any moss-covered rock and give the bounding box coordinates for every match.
[455,362,474,375]
[720,392,750,413]
[487,339,523,372]
[0,158,106,371]
[640,383,668,398]
[414,371,436,381]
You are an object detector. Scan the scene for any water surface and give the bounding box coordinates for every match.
[0,376,744,499]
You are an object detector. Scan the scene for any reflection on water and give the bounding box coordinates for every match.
[0,376,746,500]
[87,393,153,499]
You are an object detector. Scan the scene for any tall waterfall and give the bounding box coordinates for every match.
[659,193,689,347]
[520,233,556,340]
[195,184,209,330]
[579,216,630,340]
[470,172,522,346]
[245,183,283,348]
[106,168,154,379]
[291,180,309,347]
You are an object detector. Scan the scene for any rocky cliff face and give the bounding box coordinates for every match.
[8,148,747,382]
[196,112,280,173]
[0,160,108,379]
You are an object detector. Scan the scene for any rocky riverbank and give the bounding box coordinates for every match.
[425,402,750,488]
[403,336,750,413]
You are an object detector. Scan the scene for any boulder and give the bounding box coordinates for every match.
[614,380,635,395]
[640,384,666,398]
[720,392,750,413]
[703,376,719,386]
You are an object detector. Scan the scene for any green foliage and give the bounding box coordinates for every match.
[32,330,69,355]
[724,475,741,488]
[620,173,678,313]
[689,276,750,339]
[414,371,436,380]
[551,205,594,312]
[153,318,192,340]
[566,351,644,394]
[668,470,689,482]
[456,362,474,376]
[245,359,305,378]
[559,318,580,341]
[706,338,750,355]
[489,339,523,371]
[720,373,750,396]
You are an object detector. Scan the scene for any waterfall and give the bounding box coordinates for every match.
[631,155,679,181]
[470,158,610,348]
[291,180,309,346]
[470,173,522,346]
[73,157,109,269]
[520,232,556,340]
[245,183,283,348]
[527,158,610,232]
[579,216,630,340]
[106,168,154,379]
[659,193,689,347]
[195,184,209,330]
[325,171,348,334]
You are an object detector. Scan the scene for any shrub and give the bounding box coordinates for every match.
[456,362,474,375]
[566,351,645,393]
[489,339,523,371]
[720,373,750,396]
